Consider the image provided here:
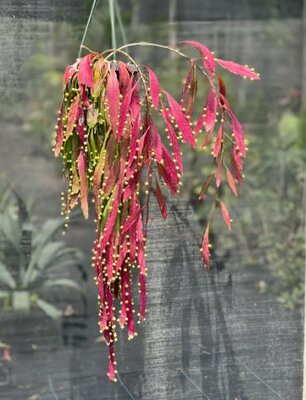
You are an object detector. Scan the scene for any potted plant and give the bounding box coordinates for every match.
[0,190,85,352]
[0,342,11,387]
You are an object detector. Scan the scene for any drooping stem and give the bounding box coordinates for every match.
[208,198,217,223]
[117,41,190,61]
[103,48,150,98]
[104,41,209,81]
[80,44,96,54]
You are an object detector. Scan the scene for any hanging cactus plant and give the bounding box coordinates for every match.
[53,41,259,381]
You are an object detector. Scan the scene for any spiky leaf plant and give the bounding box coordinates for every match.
[53,41,259,380]
[0,191,84,319]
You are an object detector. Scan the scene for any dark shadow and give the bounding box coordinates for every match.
[170,203,247,399]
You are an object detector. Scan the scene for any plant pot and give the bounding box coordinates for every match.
[11,291,31,315]
[0,308,62,354]
[0,309,65,397]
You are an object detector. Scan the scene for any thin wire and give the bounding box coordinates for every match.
[114,0,127,49]
[179,369,211,399]
[240,362,286,400]
[108,0,117,60]
[117,373,137,400]
[48,377,60,400]
[303,174,306,400]
[78,0,100,59]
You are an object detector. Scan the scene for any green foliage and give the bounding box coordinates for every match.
[0,191,84,319]
[157,56,305,309]
[22,53,69,150]
[212,109,306,309]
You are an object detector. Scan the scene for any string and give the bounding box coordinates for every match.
[114,0,127,49]
[78,0,127,61]
[78,0,100,59]
[108,0,117,60]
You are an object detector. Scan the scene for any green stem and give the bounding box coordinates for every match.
[208,197,217,225]
[102,127,112,150]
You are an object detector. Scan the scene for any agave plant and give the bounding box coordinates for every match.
[53,40,259,380]
[0,191,84,319]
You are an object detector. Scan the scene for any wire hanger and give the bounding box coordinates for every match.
[77,0,127,60]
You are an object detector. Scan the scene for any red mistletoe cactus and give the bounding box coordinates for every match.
[53,41,259,381]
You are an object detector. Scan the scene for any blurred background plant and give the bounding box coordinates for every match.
[204,104,306,310]
[0,190,85,318]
